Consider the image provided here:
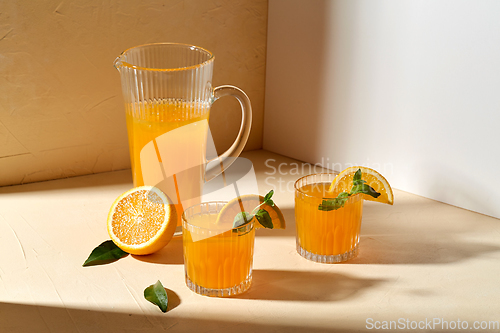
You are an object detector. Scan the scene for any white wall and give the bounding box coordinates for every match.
[264,0,500,218]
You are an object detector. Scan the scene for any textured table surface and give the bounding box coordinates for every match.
[1,150,499,332]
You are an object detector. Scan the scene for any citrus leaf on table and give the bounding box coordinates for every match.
[144,280,169,313]
[83,240,128,267]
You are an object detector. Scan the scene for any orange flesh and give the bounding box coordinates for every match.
[112,190,165,245]
[330,168,393,204]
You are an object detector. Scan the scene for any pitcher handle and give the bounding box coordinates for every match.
[204,85,252,182]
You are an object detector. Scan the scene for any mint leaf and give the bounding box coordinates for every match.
[318,192,349,211]
[350,183,381,198]
[264,190,274,203]
[255,209,273,229]
[144,280,168,313]
[233,190,277,231]
[338,192,350,198]
[233,211,254,229]
[83,240,128,267]
[259,190,275,207]
[353,169,363,184]
[317,170,381,211]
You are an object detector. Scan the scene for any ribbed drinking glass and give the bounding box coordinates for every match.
[182,202,255,297]
[294,173,363,263]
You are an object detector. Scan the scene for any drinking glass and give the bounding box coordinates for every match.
[182,202,255,297]
[294,173,363,263]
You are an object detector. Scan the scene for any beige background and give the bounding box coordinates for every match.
[0,0,267,186]
[1,151,499,332]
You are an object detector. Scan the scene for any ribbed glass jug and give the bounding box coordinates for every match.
[114,43,252,236]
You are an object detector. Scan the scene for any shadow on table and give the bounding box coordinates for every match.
[0,170,133,194]
[0,301,360,333]
[258,203,500,265]
[350,201,500,265]
[241,269,387,302]
[350,234,500,265]
[133,237,184,265]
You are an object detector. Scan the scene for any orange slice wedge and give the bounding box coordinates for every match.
[216,194,286,230]
[107,186,177,255]
[329,166,394,205]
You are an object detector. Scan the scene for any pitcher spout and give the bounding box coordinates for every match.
[113,55,123,71]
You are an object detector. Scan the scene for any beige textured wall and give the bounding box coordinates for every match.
[0,0,267,186]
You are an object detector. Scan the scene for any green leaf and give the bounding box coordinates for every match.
[338,192,350,198]
[83,240,128,267]
[144,280,168,313]
[317,169,381,211]
[233,211,254,229]
[233,190,277,231]
[318,196,349,211]
[352,169,366,186]
[352,169,362,182]
[350,183,381,198]
[255,209,273,229]
[264,190,274,203]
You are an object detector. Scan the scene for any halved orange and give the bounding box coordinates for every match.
[329,166,394,205]
[216,194,286,230]
[107,186,177,255]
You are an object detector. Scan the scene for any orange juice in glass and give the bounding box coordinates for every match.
[294,174,363,263]
[182,202,255,297]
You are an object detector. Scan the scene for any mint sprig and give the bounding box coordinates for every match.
[233,211,254,229]
[318,169,381,211]
[232,190,275,230]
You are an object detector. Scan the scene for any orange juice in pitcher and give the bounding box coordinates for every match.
[115,43,252,236]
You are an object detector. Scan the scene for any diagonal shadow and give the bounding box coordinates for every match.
[0,170,133,194]
[350,234,500,265]
[132,236,184,265]
[0,301,366,333]
[256,203,500,266]
[240,269,388,302]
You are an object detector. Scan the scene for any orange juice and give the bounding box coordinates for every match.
[182,205,255,296]
[125,100,210,229]
[295,181,363,263]
[125,101,210,186]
